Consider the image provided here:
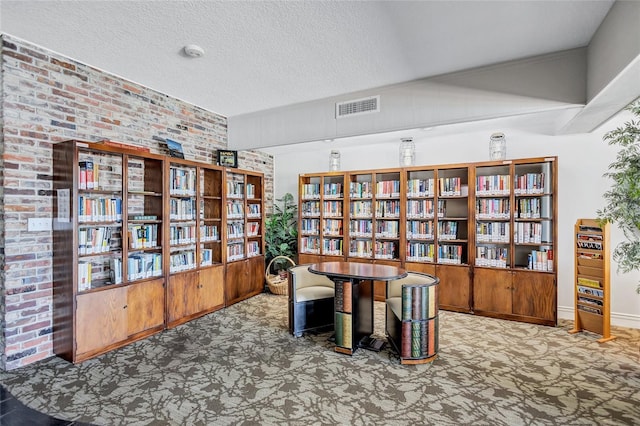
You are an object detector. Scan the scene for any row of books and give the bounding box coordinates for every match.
[349,182,373,198]
[375,200,401,218]
[169,251,197,272]
[400,317,438,359]
[349,218,372,237]
[476,222,509,243]
[78,258,125,291]
[407,220,434,239]
[407,199,445,219]
[514,173,546,194]
[437,244,464,264]
[406,242,434,262]
[476,174,510,195]
[322,201,342,216]
[226,180,245,198]
[170,225,220,244]
[78,196,123,222]
[169,167,196,196]
[528,249,553,271]
[300,219,320,235]
[476,198,510,219]
[324,219,343,236]
[373,241,398,259]
[169,225,197,245]
[226,201,245,219]
[247,203,261,218]
[476,247,508,268]
[301,201,320,217]
[407,178,435,197]
[375,180,401,198]
[247,222,260,236]
[129,224,159,249]
[79,227,118,255]
[300,237,320,254]
[169,198,196,220]
[437,221,459,240]
[375,220,400,237]
[323,238,343,255]
[201,225,219,242]
[126,252,163,280]
[79,160,101,190]
[227,222,245,239]
[439,178,466,197]
[516,198,543,219]
[227,242,245,261]
[514,222,543,244]
[247,241,261,257]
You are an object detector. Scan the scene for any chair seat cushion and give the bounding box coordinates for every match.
[296,286,335,303]
[386,297,402,320]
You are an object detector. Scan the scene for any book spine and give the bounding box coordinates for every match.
[420,286,427,320]
[402,286,412,321]
[401,321,411,358]
[420,321,427,356]
[343,313,352,349]
[335,280,344,311]
[412,286,420,320]
[342,281,352,313]
[411,321,421,358]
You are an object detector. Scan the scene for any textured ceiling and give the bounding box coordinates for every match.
[0,0,615,118]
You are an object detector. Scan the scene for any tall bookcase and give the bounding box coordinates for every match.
[297,156,557,326]
[165,159,225,328]
[472,158,556,325]
[53,140,265,363]
[224,169,265,306]
[299,171,346,265]
[54,140,166,363]
[569,219,615,342]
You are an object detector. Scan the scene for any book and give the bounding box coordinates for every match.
[411,321,421,358]
[165,138,185,159]
[334,312,343,347]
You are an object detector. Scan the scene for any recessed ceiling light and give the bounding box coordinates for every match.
[183,44,205,58]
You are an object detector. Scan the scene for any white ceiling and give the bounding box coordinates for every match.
[1,0,615,121]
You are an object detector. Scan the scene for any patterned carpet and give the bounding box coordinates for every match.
[1,293,639,425]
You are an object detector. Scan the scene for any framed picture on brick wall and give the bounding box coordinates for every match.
[217,150,238,168]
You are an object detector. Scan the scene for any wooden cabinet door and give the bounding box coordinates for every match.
[473,268,513,315]
[76,287,128,355]
[167,271,199,324]
[127,278,165,336]
[512,270,556,324]
[198,265,225,312]
[435,264,471,312]
[226,257,264,305]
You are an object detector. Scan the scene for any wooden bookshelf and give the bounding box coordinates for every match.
[224,169,265,306]
[569,219,615,342]
[53,140,262,363]
[165,158,225,328]
[297,156,558,326]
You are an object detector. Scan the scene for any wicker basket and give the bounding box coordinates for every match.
[265,256,296,296]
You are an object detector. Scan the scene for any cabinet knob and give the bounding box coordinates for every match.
[123,304,128,309]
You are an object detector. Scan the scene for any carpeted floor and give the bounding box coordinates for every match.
[1,293,639,425]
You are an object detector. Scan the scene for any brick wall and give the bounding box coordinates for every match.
[0,34,274,370]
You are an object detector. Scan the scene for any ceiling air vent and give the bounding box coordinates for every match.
[336,95,380,118]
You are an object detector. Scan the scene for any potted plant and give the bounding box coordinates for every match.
[265,193,298,278]
[597,100,640,293]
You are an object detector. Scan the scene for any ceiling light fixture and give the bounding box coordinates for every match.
[183,44,205,58]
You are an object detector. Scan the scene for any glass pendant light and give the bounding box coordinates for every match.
[399,137,415,166]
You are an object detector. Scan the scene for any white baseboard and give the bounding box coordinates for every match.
[558,305,640,329]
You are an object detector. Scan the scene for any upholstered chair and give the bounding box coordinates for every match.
[385,272,440,364]
[288,264,335,337]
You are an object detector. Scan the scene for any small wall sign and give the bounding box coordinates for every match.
[217,150,238,168]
